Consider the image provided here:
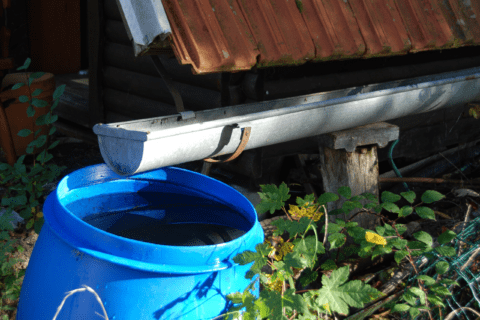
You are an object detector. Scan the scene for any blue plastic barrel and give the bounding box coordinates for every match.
[16,164,263,319]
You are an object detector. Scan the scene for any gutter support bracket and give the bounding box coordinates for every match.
[151,55,185,114]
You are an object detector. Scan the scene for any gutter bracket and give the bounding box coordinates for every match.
[151,55,185,113]
[204,127,252,163]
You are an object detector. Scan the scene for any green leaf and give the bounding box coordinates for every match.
[400,191,416,204]
[408,287,426,304]
[337,186,351,199]
[29,72,45,80]
[53,84,66,100]
[31,88,42,96]
[35,114,48,126]
[1,195,28,206]
[342,200,362,212]
[402,291,417,306]
[48,140,60,150]
[299,268,318,287]
[421,190,445,204]
[32,98,49,108]
[435,261,449,274]
[316,266,383,316]
[26,218,34,229]
[371,245,391,260]
[16,154,26,165]
[391,238,408,249]
[413,231,433,247]
[12,83,25,90]
[335,219,346,227]
[51,99,60,110]
[438,279,459,286]
[296,193,315,207]
[345,221,358,228]
[47,114,58,124]
[19,95,29,103]
[435,246,455,257]
[328,233,346,249]
[318,192,339,205]
[294,235,323,266]
[396,224,407,235]
[256,183,291,214]
[438,230,456,245]
[321,259,337,271]
[382,202,400,213]
[347,226,366,240]
[394,250,408,264]
[381,191,401,203]
[391,304,410,313]
[417,275,436,286]
[375,226,385,236]
[272,217,315,238]
[17,58,31,70]
[429,284,452,296]
[49,126,57,135]
[361,192,377,202]
[17,129,32,137]
[409,307,420,319]
[233,243,270,278]
[416,207,435,220]
[27,105,35,117]
[427,295,446,308]
[321,222,343,234]
[34,217,44,234]
[399,206,413,217]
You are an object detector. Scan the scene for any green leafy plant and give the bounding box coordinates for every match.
[0,58,66,234]
[224,183,456,319]
[0,58,66,317]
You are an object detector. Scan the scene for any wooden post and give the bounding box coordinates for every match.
[317,122,399,230]
[88,0,105,127]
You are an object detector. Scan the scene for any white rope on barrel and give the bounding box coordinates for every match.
[52,285,109,320]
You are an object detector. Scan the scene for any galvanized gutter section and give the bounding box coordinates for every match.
[93,67,480,175]
[113,0,172,56]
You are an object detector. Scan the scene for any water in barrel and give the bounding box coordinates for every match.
[80,192,248,246]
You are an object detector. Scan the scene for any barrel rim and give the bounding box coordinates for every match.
[43,164,264,274]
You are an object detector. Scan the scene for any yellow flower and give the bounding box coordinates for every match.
[323,303,330,314]
[365,231,387,246]
[264,274,283,292]
[266,237,294,261]
[288,204,324,221]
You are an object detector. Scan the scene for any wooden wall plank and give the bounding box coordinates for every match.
[103,66,222,111]
[103,0,122,21]
[103,88,177,119]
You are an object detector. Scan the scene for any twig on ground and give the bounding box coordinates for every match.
[444,307,480,320]
[322,205,328,246]
[458,204,473,257]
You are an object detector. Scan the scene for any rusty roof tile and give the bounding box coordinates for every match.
[160,0,480,74]
[163,0,259,74]
[347,0,411,57]
[300,0,365,60]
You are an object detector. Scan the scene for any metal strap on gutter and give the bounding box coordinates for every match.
[204,127,251,163]
[151,55,185,113]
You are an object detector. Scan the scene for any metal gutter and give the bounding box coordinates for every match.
[93,67,480,176]
[113,0,172,56]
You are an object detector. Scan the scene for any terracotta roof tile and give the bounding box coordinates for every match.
[161,0,480,74]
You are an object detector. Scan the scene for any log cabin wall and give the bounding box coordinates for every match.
[89,0,246,127]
